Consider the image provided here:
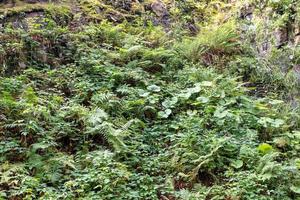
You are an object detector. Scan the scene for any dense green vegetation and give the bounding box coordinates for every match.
[0,0,300,199]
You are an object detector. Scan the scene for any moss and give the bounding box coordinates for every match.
[0,3,72,30]
[0,4,46,17]
[77,0,134,22]
[77,0,109,20]
[0,3,71,19]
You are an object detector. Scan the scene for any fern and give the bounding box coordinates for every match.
[91,93,125,115]
[87,122,126,151]
[86,108,136,151]
[91,92,114,106]
[176,21,239,64]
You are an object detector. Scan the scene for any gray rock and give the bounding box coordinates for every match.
[274,27,288,48]
[151,0,168,17]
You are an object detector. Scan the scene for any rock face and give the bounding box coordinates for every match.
[274,27,288,48]
[294,28,300,46]
[1,11,45,31]
[151,0,168,17]
[25,0,39,3]
[240,4,254,20]
[0,0,50,5]
[150,0,170,28]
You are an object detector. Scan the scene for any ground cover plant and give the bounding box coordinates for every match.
[0,0,300,199]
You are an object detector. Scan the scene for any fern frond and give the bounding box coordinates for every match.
[91,92,114,106]
[119,119,137,133]
[176,21,239,63]
[87,122,126,152]
[88,108,108,125]
[86,109,137,151]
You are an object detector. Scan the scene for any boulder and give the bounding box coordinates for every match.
[151,0,168,17]
[274,27,288,48]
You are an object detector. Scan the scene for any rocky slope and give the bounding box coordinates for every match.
[0,0,300,199]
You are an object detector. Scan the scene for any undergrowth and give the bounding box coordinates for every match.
[0,0,300,200]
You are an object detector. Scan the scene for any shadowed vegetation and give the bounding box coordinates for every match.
[0,0,300,199]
